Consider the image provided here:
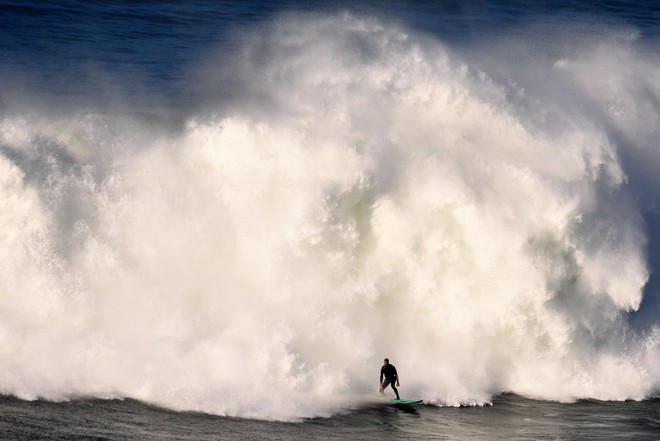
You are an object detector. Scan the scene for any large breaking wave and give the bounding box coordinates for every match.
[1,14,659,420]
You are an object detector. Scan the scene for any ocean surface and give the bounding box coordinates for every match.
[1,393,660,440]
[1,0,660,439]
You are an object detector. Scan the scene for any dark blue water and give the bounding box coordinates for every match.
[1,1,658,109]
[2,1,660,439]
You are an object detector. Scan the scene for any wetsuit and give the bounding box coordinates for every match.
[380,363,400,399]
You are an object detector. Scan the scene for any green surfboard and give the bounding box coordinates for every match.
[389,399,423,405]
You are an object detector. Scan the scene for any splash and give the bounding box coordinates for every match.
[1,14,659,420]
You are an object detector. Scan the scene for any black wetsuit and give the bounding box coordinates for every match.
[380,364,400,399]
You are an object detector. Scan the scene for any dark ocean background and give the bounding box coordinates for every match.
[2,1,659,110]
[1,1,660,439]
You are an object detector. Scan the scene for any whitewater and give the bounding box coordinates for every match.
[1,13,659,421]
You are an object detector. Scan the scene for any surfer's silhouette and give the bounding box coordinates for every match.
[379,358,400,400]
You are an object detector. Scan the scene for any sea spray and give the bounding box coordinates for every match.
[0,14,659,420]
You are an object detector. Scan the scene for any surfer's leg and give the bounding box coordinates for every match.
[381,379,390,395]
[390,382,400,400]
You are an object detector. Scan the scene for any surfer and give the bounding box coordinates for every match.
[379,358,400,400]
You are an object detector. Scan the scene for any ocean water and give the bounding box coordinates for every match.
[1,0,660,438]
[1,393,659,440]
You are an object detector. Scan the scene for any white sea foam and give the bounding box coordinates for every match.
[0,14,659,420]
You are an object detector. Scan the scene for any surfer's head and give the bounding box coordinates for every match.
[384,358,389,365]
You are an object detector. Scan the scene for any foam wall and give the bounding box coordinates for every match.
[0,15,659,420]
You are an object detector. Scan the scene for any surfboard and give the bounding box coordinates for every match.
[389,399,423,405]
